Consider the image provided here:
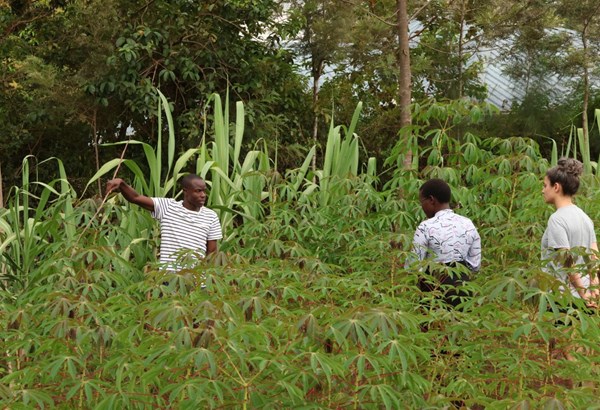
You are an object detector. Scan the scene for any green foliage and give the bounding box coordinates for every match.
[0,156,77,291]
[201,93,272,236]
[5,95,600,408]
[0,0,126,193]
[386,98,498,173]
[0,0,311,198]
[410,0,489,101]
[4,189,600,408]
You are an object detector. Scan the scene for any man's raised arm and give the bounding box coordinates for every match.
[106,178,155,212]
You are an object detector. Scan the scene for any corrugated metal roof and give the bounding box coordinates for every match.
[481,28,591,109]
[410,22,589,110]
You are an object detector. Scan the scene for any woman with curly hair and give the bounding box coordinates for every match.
[542,158,599,307]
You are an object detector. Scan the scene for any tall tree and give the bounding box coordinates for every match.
[285,0,355,172]
[97,0,307,146]
[483,0,600,157]
[396,0,412,169]
[411,0,489,101]
[556,0,600,169]
[0,0,119,192]
[318,0,491,168]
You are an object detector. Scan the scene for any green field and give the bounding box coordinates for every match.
[2,96,600,409]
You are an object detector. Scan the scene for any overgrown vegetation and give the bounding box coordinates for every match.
[2,94,600,408]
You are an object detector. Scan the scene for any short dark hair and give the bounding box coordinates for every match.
[546,157,583,196]
[420,178,451,203]
[181,174,203,189]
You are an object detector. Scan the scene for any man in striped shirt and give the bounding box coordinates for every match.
[106,174,222,270]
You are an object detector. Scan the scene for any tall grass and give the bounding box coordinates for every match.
[0,156,77,292]
[553,109,600,175]
[87,88,373,238]
[198,93,271,235]
[86,90,198,198]
[1,87,373,286]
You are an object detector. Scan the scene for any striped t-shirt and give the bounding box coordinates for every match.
[151,197,222,268]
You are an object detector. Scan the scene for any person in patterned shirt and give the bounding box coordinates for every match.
[406,178,481,307]
[106,174,222,271]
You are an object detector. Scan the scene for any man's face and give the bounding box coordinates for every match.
[419,191,436,219]
[183,178,207,209]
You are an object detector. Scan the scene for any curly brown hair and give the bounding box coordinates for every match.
[546,158,583,196]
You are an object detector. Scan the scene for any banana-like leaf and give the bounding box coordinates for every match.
[157,89,176,179]
[234,101,244,173]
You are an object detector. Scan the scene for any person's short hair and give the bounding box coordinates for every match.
[181,174,203,189]
[546,157,583,196]
[420,178,451,203]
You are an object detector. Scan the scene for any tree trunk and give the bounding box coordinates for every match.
[457,0,466,100]
[311,59,324,175]
[581,20,590,172]
[92,109,102,195]
[456,0,467,143]
[0,162,3,208]
[396,0,412,169]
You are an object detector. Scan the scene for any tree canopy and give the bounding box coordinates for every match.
[1,0,599,196]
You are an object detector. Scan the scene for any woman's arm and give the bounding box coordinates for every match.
[590,242,600,298]
[561,247,598,306]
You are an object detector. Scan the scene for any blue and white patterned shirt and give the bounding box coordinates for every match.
[407,209,481,271]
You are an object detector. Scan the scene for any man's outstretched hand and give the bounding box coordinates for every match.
[106,178,124,195]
